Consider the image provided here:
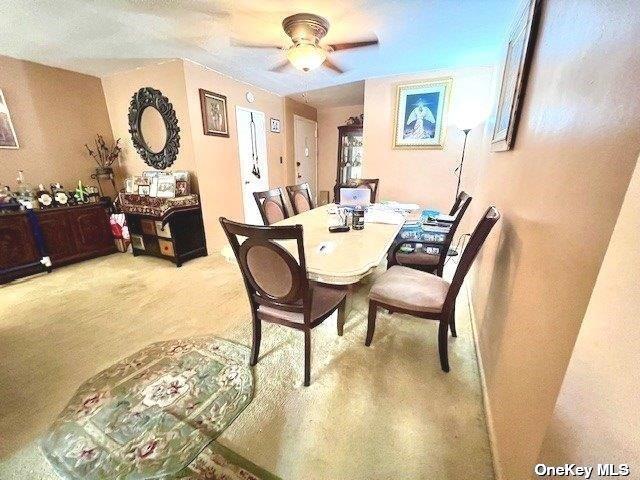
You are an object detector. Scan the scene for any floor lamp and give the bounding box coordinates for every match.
[454,128,471,201]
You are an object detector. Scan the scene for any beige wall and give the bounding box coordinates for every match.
[537,153,640,471]
[283,98,317,186]
[316,104,364,198]
[102,59,285,250]
[0,54,113,191]
[182,59,285,249]
[467,1,640,478]
[101,59,197,187]
[362,66,494,215]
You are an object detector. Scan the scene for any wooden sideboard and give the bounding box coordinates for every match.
[0,202,116,283]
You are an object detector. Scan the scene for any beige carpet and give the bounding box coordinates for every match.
[0,252,494,480]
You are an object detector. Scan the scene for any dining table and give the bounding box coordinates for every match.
[272,203,404,286]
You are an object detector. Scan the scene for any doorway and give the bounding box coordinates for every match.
[236,106,269,225]
[293,115,318,201]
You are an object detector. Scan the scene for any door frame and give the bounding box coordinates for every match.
[293,114,318,196]
[236,106,269,224]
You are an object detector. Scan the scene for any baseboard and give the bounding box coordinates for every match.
[464,281,504,480]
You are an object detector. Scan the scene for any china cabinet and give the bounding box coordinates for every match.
[335,124,363,187]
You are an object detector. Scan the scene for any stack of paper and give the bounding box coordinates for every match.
[381,201,420,212]
[365,205,406,225]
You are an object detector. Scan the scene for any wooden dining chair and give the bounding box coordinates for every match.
[365,206,500,372]
[286,182,315,215]
[390,191,472,277]
[219,217,347,386]
[334,178,380,203]
[253,188,289,225]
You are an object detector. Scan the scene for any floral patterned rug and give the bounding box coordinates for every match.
[41,336,259,480]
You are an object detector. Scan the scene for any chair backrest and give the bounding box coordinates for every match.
[449,191,471,216]
[442,206,500,314]
[391,191,472,272]
[334,178,380,203]
[219,217,312,322]
[253,188,289,225]
[286,182,315,215]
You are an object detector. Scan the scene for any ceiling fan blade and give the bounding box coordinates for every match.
[327,39,379,52]
[323,59,344,74]
[230,38,284,50]
[269,60,291,73]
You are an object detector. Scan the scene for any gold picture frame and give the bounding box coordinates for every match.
[393,77,452,150]
[199,89,229,137]
[491,0,541,151]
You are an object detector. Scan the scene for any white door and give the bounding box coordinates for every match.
[294,115,317,199]
[236,107,269,225]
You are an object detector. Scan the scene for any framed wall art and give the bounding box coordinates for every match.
[199,89,229,137]
[270,118,281,133]
[0,89,19,149]
[491,0,541,151]
[393,78,452,149]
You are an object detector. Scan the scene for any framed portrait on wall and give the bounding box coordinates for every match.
[199,89,229,137]
[0,89,19,149]
[491,0,541,151]
[393,78,452,149]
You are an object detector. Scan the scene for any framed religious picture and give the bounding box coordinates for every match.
[393,78,452,149]
[491,0,541,151]
[0,89,19,149]
[199,89,229,137]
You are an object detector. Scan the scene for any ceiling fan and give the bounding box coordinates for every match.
[232,13,378,74]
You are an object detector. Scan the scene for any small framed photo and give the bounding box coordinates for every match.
[125,177,135,194]
[156,174,176,198]
[270,118,281,133]
[176,181,189,196]
[131,234,145,250]
[199,89,229,137]
[138,184,151,196]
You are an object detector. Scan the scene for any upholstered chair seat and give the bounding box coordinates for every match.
[395,251,440,267]
[258,284,346,324]
[369,265,450,313]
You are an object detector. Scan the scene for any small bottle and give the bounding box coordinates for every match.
[15,170,36,209]
[352,206,365,230]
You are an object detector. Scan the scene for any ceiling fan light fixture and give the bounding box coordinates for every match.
[287,43,326,72]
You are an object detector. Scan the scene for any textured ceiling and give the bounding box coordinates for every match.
[0,0,519,96]
[291,81,365,109]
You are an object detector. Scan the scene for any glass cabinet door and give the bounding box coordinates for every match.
[338,128,363,184]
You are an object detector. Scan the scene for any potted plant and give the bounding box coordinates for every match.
[85,135,121,176]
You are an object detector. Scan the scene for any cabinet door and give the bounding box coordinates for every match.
[69,207,114,253]
[0,215,39,269]
[39,210,76,263]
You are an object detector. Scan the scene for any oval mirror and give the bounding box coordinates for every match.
[140,106,167,154]
[128,87,180,170]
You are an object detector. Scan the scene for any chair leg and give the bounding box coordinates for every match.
[365,302,377,346]
[337,297,346,336]
[250,317,261,366]
[438,321,450,372]
[450,302,457,337]
[303,329,311,387]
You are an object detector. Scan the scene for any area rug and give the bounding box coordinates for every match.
[41,336,255,480]
[169,441,281,480]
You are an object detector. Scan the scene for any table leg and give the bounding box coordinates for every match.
[337,284,358,335]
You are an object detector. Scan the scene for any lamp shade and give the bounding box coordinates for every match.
[287,43,327,72]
